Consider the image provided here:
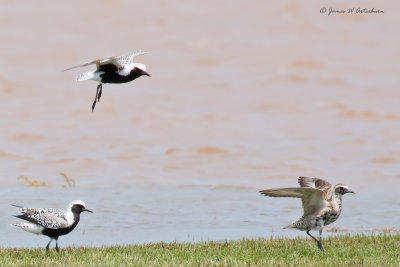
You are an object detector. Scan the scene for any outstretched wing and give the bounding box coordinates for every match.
[63,57,122,71]
[14,208,69,229]
[116,50,149,65]
[259,186,327,216]
[63,50,148,71]
[298,176,333,200]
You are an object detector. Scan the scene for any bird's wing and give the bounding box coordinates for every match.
[14,208,69,229]
[63,55,122,71]
[298,176,333,200]
[63,51,148,71]
[37,213,69,229]
[116,50,149,65]
[259,187,323,199]
[259,187,327,216]
[259,187,314,198]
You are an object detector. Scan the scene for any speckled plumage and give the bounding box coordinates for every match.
[14,207,70,229]
[260,176,354,251]
[13,200,92,253]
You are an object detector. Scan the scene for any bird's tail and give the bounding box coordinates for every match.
[283,222,297,229]
[76,71,96,82]
[11,204,27,213]
[12,222,43,234]
[283,218,310,231]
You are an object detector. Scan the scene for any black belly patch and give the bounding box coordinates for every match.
[322,213,340,225]
[101,68,144,84]
[42,220,79,238]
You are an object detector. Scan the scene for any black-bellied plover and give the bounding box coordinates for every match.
[13,200,93,252]
[64,50,151,111]
[259,176,354,251]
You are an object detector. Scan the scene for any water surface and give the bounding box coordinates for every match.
[0,0,399,247]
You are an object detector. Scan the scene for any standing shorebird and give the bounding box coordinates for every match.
[259,176,354,251]
[64,50,151,111]
[13,200,93,253]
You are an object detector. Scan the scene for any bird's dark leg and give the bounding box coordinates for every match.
[92,84,101,112]
[318,229,325,252]
[55,237,60,253]
[97,83,102,102]
[46,238,53,253]
[307,230,325,252]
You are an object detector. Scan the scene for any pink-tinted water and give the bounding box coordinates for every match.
[0,1,399,247]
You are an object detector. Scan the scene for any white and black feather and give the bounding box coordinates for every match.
[63,50,149,71]
[14,207,70,229]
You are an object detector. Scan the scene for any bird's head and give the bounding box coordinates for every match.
[69,200,93,214]
[334,184,355,196]
[133,63,151,77]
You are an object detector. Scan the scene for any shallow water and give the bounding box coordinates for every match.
[2,184,399,248]
[0,1,399,247]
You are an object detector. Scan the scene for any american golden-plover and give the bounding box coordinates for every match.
[64,51,151,111]
[13,200,93,253]
[259,176,354,251]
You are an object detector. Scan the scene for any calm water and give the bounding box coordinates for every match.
[0,1,399,247]
[2,184,400,248]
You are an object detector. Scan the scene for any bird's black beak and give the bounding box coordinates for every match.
[84,208,93,213]
[143,71,151,77]
[346,190,355,194]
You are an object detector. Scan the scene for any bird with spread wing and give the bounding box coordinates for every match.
[260,176,354,251]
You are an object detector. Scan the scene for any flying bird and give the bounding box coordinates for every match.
[13,200,93,252]
[259,176,354,251]
[64,51,151,111]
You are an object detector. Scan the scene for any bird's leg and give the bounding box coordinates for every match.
[55,237,60,253]
[92,84,101,112]
[306,230,324,252]
[46,238,53,253]
[97,83,102,102]
[306,230,319,243]
[318,229,325,252]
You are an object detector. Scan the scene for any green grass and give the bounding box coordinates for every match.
[1,235,399,266]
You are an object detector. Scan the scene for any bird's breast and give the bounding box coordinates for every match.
[322,211,340,225]
[100,70,139,84]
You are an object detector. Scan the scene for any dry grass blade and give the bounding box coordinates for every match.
[17,175,49,187]
[60,173,75,188]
